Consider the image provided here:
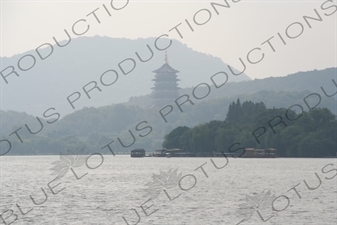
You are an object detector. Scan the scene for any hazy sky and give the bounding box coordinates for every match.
[0,0,336,79]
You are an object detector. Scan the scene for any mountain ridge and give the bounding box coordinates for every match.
[0,36,250,116]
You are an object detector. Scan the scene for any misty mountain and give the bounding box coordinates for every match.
[128,67,337,110]
[1,67,336,155]
[0,36,250,116]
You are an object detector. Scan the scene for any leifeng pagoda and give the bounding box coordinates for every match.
[151,52,180,107]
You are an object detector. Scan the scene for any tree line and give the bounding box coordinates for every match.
[163,99,337,157]
[1,97,336,156]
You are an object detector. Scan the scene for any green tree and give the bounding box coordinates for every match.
[163,126,190,149]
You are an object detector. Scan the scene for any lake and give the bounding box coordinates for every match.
[0,156,336,224]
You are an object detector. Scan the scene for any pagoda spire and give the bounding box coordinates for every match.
[164,51,168,64]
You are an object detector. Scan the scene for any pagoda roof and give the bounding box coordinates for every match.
[153,63,179,73]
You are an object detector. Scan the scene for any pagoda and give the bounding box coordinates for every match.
[151,52,180,107]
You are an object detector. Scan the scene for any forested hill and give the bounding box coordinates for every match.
[2,98,335,157]
[163,101,337,157]
[0,36,250,116]
[1,68,336,155]
[128,67,337,109]
[185,67,337,98]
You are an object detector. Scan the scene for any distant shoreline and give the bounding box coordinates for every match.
[1,154,336,159]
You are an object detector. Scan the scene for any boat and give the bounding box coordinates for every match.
[130,149,145,157]
[240,148,277,158]
[153,148,194,157]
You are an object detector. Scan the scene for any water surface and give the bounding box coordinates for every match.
[0,156,336,224]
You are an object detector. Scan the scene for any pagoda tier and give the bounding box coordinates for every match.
[151,53,180,107]
[152,82,180,90]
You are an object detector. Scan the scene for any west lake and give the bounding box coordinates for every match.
[0,156,336,224]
